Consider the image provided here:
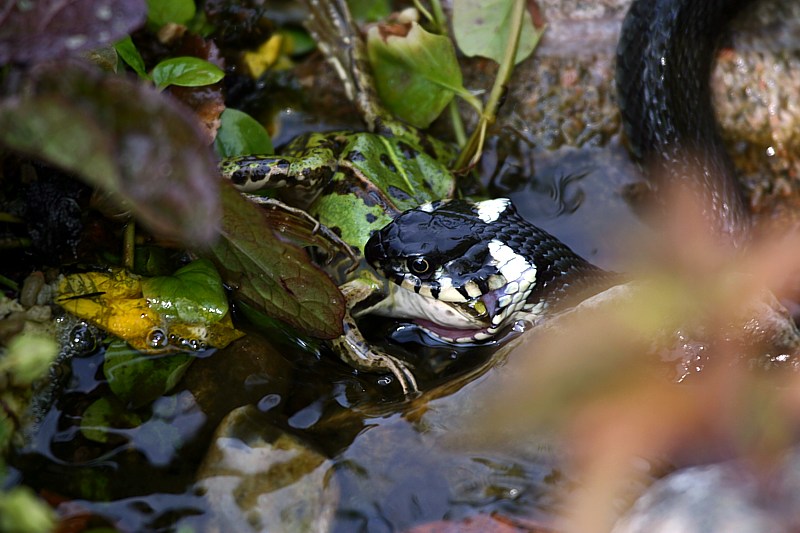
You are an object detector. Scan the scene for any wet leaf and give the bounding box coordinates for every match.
[241,33,292,78]
[58,269,143,300]
[58,269,243,351]
[80,395,143,443]
[452,0,543,65]
[141,259,228,324]
[367,22,467,128]
[0,61,220,245]
[168,312,244,350]
[163,37,226,140]
[215,108,274,158]
[114,36,149,78]
[0,0,147,64]
[204,185,345,339]
[103,340,194,408]
[146,0,196,27]
[58,291,161,352]
[151,57,224,90]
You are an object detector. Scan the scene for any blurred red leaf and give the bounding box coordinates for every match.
[0,0,146,63]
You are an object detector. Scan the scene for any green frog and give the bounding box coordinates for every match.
[220,0,464,394]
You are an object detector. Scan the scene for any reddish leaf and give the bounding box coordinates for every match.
[0,0,146,63]
[204,185,345,339]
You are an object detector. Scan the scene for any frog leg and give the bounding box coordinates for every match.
[246,197,359,270]
[304,0,382,131]
[219,135,339,193]
[331,274,419,395]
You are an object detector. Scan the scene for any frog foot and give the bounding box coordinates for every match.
[330,319,419,395]
[333,276,419,395]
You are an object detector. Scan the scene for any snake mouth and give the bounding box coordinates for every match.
[410,289,507,343]
[412,318,495,342]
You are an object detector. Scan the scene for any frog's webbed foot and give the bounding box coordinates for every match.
[330,320,419,396]
[246,197,359,269]
[333,276,419,395]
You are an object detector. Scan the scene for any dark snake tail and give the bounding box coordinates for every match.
[616,0,754,247]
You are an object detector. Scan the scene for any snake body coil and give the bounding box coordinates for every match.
[616,0,753,247]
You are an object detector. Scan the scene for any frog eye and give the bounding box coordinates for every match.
[408,257,431,277]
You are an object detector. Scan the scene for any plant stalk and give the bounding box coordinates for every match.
[455,0,526,171]
[123,221,135,271]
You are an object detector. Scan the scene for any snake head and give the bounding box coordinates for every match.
[365,199,517,300]
[364,198,547,342]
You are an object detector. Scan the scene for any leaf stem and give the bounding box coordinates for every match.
[429,0,448,35]
[413,0,435,26]
[123,222,135,271]
[448,100,467,147]
[0,273,19,291]
[454,0,526,171]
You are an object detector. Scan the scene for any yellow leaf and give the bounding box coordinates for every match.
[57,270,244,350]
[242,34,289,78]
[58,269,142,300]
[59,297,160,351]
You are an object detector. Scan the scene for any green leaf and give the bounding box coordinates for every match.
[141,258,228,324]
[80,396,143,443]
[0,61,220,246]
[367,22,467,128]
[0,487,56,533]
[114,36,149,79]
[346,0,391,22]
[133,246,182,277]
[452,0,543,65]
[203,185,345,339]
[103,340,194,408]
[214,108,273,159]
[0,334,57,386]
[151,57,224,90]
[147,0,196,27]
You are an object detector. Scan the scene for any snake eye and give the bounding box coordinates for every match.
[408,257,431,277]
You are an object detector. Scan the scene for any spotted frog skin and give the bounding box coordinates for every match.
[221,126,456,255]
